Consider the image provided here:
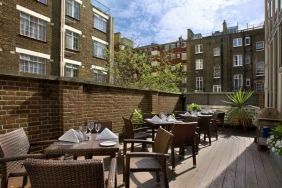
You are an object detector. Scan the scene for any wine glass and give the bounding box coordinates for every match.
[88,122,94,133]
[95,123,101,135]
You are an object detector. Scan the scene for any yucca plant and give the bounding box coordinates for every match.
[224,89,254,129]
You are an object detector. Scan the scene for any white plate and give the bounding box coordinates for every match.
[99,141,116,147]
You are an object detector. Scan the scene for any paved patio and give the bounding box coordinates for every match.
[8,129,282,188]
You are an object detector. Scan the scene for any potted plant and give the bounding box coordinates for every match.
[224,89,253,129]
[187,103,201,112]
[130,109,143,127]
[267,125,282,170]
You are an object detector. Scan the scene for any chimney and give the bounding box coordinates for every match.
[223,20,227,34]
[187,29,194,40]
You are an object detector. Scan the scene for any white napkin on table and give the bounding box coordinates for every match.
[96,128,118,140]
[167,115,176,122]
[151,115,162,122]
[184,112,190,116]
[59,129,80,143]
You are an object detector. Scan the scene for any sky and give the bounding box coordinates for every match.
[93,0,264,46]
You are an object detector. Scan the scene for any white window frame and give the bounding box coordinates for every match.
[195,44,203,54]
[93,40,107,59]
[245,36,251,46]
[92,65,108,83]
[246,78,251,87]
[233,55,243,67]
[65,30,79,51]
[213,85,222,93]
[256,41,265,50]
[214,65,221,78]
[233,38,242,47]
[65,63,79,78]
[94,14,107,33]
[195,77,203,91]
[19,53,46,75]
[233,74,243,91]
[256,61,265,76]
[213,47,220,56]
[182,65,187,72]
[171,53,176,60]
[176,53,181,59]
[195,59,203,70]
[66,0,80,20]
[181,53,187,60]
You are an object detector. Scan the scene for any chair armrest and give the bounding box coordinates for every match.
[126,152,169,159]
[30,140,58,146]
[123,139,154,145]
[133,127,151,132]
[0,153,46,164]
[106,158,117,188]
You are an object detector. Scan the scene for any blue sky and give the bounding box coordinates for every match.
[94,0,264,46]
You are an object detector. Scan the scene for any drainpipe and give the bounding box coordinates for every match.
[60,0,65,77]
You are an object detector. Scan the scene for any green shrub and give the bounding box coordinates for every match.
[187,103,201,112]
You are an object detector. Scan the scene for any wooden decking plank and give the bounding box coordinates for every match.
[245,137,258,188]
[234,136,247,188]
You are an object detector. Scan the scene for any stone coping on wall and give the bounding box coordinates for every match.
[0,72,181,95]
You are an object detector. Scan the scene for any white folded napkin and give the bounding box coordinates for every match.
[59,129,80,143]
[151,115,162,122]
[96,128,118,140]
[167,115,176,122]
[184,112,190,116]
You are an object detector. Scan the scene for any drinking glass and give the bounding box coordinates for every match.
[88,122,94,133]
[95,123,101,134]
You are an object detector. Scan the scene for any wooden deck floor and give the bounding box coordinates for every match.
[8,129,282,188]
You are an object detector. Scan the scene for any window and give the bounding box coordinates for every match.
[245,55,251,64]
[181,53,187,60]
[171,43,176,49]
[176,42,180,48]
[213,85,221,93]
[196,77,203,91]
[66,0,80,20]
[213,47,220,56]
[181,42,186,48]
[246,78,251,87]
[256,61,265,76]
[65,30,79,50]
[233,38,242,47]
[171,54,176,60]
[94,14,107,33]
[233,55,243,66]
[195,59,203,70]
[182,65,187,72]
[177,53,181,59]
[93,41,107,59]
[214,65,221,78]
[65,63,79,78]
[245,36,251,45]
[19,54,46,75]
[233,74,243,91]
[164,44,170,51]
[38,0,47,4]
[20,12,46,41]
[256,82,264,92]
[93,68,108,83]
[256,41,264,50]
[195,44,203,54]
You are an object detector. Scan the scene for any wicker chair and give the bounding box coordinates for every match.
[0,128,56,188]
[123,117,151,152]
[197,115,213,145]
[123,127,174,188]
[24,158,117,188]
[170,122,198,170]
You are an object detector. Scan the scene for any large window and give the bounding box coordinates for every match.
[195,44,203,54]
[94,14,107,33]
[233,55,243,66]
[65,63,79,78]
[256,41,264,50]
[214,65,221,78]
[256,82,264,92]
[93,68,108,83]
[256,61,265,76]
[66,0,80,20]
[233,74,243,91]
[245,36,251,46]
[20,12,46,41]
[93,41,106,59]
[233,38,242,47]
[195,77,203,91]
[181,53,187,60]
[213,47,220,56]
[213,85,221,93]
[195,59,203,70]
[19,54,46,75]
[65,30,79,50]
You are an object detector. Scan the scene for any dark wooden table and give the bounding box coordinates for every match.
[44,134,119,158]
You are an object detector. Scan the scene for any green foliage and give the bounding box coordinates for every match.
[108,48,184,92]
[131,109,143,124]
[187,103,201,112]
[224,89,254,129]
[267,125,282,156]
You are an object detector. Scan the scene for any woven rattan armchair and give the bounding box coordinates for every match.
[170,122,198,170]
[123,127,174,188]
[123,117,151,152]
[0,128,56,188]
[24,158,117,188]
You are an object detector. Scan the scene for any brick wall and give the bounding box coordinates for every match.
[0,74,182,142]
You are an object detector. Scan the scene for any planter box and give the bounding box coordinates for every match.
[269,150,282,172]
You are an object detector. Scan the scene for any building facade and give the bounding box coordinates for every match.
[265,0,282,111]
[0,0,113,83]
[114,32,133,51]
[186,21,265,93]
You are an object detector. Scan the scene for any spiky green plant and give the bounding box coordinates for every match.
[224,89,254,129]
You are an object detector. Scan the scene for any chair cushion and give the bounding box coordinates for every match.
[134,132,151,139]
[129,157,162,171]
